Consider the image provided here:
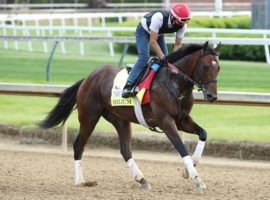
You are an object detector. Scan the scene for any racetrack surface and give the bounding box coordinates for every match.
[0,140,269,200]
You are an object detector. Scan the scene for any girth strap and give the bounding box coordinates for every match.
[133,96,149,128]
[133,96,163,133]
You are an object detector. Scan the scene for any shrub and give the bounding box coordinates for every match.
[220,45,265,62]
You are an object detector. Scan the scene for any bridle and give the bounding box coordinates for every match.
[166,50,218,92]
[197,80,217,91]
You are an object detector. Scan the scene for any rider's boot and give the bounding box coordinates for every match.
[122,81,134,98]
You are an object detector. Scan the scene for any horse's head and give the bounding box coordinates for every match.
[192,41,221,102]
[166,42,221,102]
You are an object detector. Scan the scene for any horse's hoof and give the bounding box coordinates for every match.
[182,168,189,179]
[194,177,206,189]
[140,178,152,191]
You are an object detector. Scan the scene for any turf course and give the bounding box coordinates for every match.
[0,45,269,142]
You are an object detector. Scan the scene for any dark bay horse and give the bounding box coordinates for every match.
[39,41,221,190]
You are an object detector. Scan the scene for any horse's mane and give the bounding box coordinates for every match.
[166,43,216,63]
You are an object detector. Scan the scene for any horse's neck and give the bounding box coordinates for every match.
[155,50,201,97]
[156,66,193,104]
[172,50,200,77]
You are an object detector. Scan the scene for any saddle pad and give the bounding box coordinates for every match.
[111,69,135,106]
[111,68,153,106]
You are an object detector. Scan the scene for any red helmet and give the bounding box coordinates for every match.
[171,3,191,24]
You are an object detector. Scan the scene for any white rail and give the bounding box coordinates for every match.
[0,82,269,107]
[1,24,269,63]
[0,11,251,27]
[0,3,251,14]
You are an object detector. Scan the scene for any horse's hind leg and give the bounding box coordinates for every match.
[73,105,103,186]
[103,112,151,191]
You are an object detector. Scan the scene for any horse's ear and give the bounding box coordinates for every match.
[214,42,222,52]
[203,41,209,52]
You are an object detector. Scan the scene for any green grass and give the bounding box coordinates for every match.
[0,95,269,142]
[218,61,270,92]
[0,44,123,84]
[190,104,270,142]
[0,47,270,143]
[0,47,269,92]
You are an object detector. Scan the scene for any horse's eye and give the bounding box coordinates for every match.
[203,65,210,70]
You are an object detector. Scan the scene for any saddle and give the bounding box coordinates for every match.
[126,57,160,88]
[126,57,161,104]
[111,57,162,106]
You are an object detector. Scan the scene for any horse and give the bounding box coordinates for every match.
[39,41,221,190]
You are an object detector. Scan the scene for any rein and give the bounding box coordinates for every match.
[167,63,201,90]
[166,55,218,92]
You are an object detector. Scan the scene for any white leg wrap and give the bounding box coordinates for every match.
[127,158,144,182]
[74,160,84,185]
[183,156,198,180]
[192,140,205,165]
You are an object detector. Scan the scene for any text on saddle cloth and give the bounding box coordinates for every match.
[111,66,159,106]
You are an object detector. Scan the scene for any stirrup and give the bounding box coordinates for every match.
[122,90,134,98]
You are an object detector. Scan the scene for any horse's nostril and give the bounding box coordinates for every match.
[206,93,213,98]
[206,94,217,102]
[212,96,217,101]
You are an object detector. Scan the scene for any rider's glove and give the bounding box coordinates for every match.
[160,56,168,66]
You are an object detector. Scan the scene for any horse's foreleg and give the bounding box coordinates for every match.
[182,139,205,180]
[179,116,207,165]
[162,116,205,188]
[179,116,207,184]
[192,135,206,165]
[105,115,151,191]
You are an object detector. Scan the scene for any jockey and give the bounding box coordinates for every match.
[122,3,191,98]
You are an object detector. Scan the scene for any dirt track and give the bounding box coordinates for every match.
[0,140,270,200]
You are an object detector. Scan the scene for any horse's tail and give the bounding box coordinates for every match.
[38,79,84,129]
